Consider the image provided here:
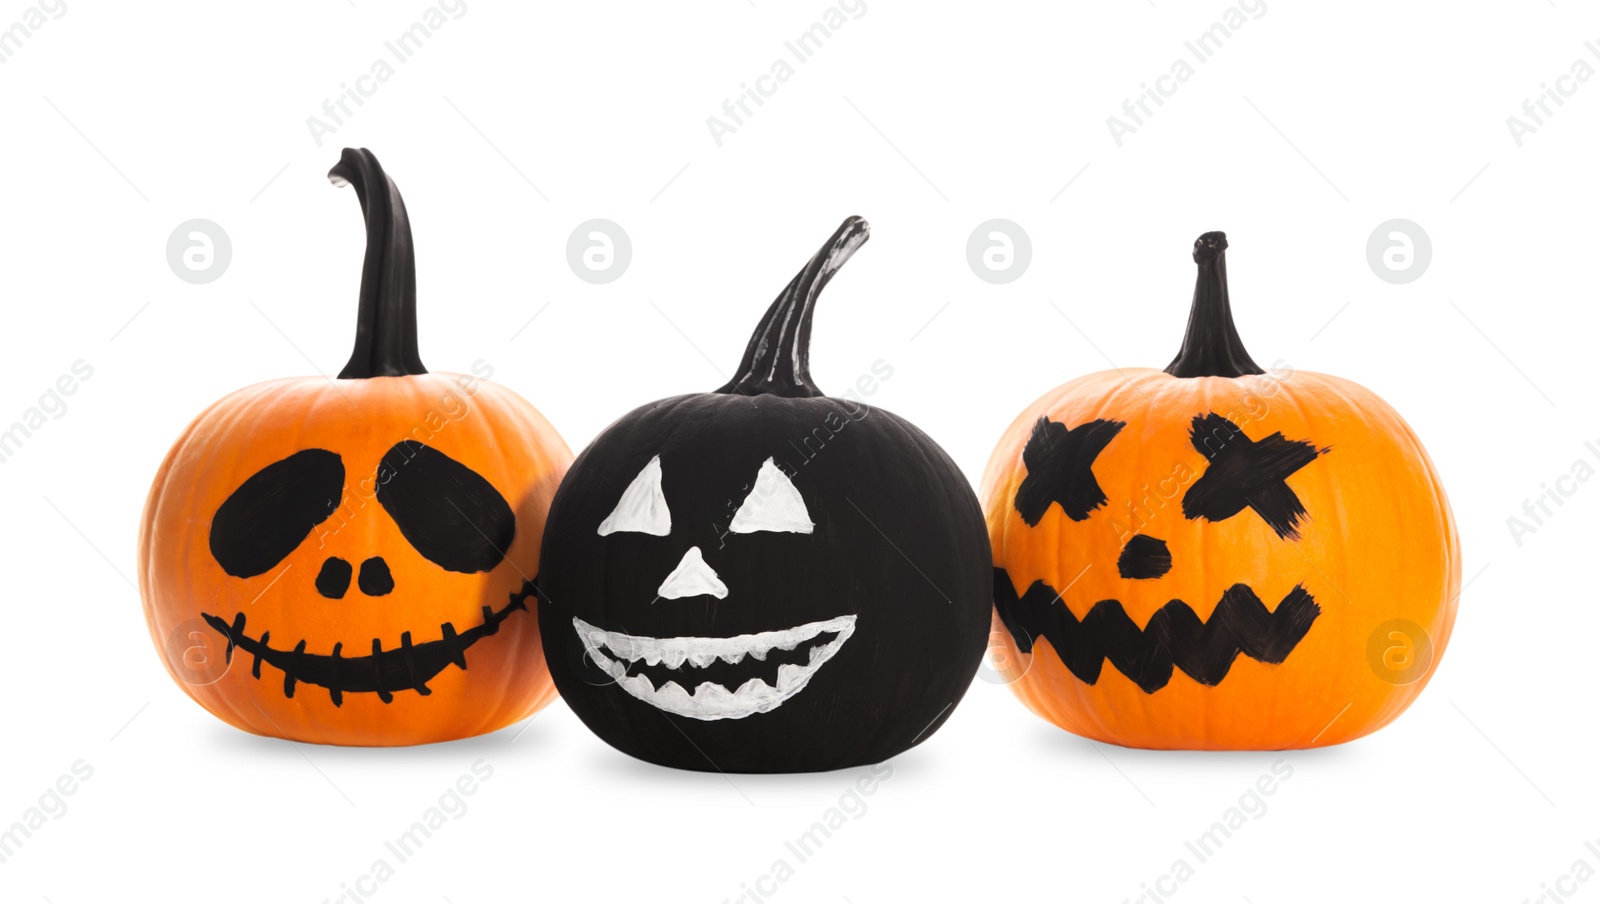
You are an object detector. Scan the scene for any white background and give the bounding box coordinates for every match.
[0,1,1594,902]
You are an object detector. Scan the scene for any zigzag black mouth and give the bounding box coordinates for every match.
[201,581,535,707]
[993,567,1320,693]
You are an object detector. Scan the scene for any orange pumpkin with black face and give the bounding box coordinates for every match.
[982,232,1460,749]
[138,149,571,746]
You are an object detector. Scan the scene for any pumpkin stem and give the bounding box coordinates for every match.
[1163,231,1264,379]
[717,216,870,398]
[330,147,427,379]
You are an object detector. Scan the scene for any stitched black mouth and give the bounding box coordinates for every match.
[202,580,535,706]
[993,567,1321,693]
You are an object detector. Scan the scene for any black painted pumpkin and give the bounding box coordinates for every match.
[537,217,990,773]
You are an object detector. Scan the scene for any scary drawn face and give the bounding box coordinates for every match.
[982,368,1460,749]
[574,453,857,720]
[538,393,991,773]
[997,409,1329,693]
[140,376,570,747]
[203,440,527,706]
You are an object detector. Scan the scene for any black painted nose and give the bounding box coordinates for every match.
[1117,535,1172,579]
[358,557,395,596]
[315,556,352,598]
[315,556,395,597]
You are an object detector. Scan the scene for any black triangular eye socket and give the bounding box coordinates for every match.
[376,441,515,573]
[210,450,345,578]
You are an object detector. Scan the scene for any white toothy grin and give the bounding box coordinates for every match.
[572,615,858,720]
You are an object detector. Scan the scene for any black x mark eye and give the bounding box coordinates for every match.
[210,450,345,578]
[1182,413,1328,540]
[377,441,515,573]
[1014,416,1126,526]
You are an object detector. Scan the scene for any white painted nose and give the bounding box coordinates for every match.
[657,546,729,600]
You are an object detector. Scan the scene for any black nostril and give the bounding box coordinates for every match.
[1117,535,1172,579]
[358,557,395,596]
[315,557,352,598]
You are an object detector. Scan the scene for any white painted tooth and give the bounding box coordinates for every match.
[654,680,694,711]
[643,649,662,666]
[810,638,844,664]
[748,644,770,661]
[620,674,656,698]
[604,633,638,663]
[688,650,718,669]
[734,677,770,700]
[690,681,734,707]
[661,647,688,669]
[774,638,799,652]
[604,656,628,681]
[775,662,807,693]
[719,649,747,666]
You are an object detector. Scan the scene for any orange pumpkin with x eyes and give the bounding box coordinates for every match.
[138,149,571,746]
[982,232,1460,749]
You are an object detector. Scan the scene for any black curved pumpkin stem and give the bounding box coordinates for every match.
[1164,231,1264,379]
[330,147,426,379]
[717,216,870,398]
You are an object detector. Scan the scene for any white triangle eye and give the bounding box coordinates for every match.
[729,458,814,534]
[598,455,671,537]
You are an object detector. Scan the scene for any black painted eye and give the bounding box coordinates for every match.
[210,449,345,578]
[1013,416,1126,526]
[1182,413,1328,540]
[376,441,515,573]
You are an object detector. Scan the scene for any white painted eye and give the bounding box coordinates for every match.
[729,458,813,534]
[598,455,671,536]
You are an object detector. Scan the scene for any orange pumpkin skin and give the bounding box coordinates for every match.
[139,374,571,746]
[137,148,572,746]
[982,234,1459,749]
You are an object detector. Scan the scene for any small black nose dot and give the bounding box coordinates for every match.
[315,557,352,598]
[1117,535,1173,580]
[358,557,395,596]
